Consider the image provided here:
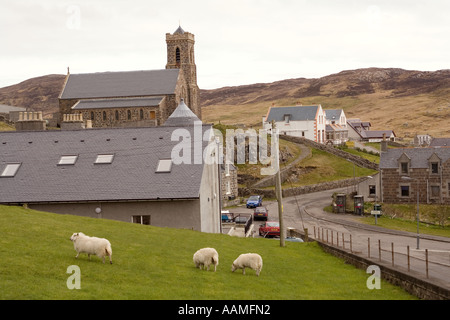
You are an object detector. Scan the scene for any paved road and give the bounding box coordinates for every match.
[236,188,450,290]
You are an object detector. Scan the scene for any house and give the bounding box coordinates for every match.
[347,118,396,142]
[379,147,450,204]
[0,101,221,233]
[263,105,326,143]
[58,26,200,128]
[324,109,348,145]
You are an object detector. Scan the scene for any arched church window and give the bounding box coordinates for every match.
[115,110,119,121]
[91,112,94,120]
[127,110,132,120]
[103,111,107,121]
[140,109,144,120]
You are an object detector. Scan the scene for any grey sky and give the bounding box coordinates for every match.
[1,0,449,89]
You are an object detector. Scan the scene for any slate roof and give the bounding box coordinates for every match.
[0,104,26,113]
[266,106,320,122]
[0,125,211,203]
[379,147,450,169]
[163,99,201,127]
[430,138,450,147]
[325,109,343,121]
[72,97,164,110]
[59,69,180,99]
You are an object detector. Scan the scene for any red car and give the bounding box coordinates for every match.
[259,221,280,237]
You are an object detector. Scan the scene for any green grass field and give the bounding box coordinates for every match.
[0,205,416,300]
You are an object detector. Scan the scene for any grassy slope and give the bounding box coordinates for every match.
[0,205,415,300]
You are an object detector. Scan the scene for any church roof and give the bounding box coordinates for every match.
[60,69,180,100]
[163,99,201,127]
[72,97,164,110]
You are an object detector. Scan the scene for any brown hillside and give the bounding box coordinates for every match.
[0,74,66,118]
[200,68,450,138]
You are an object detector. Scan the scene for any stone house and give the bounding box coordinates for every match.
[379,147,450,204]
[0,101,221,233]
[58,26,200,128]
[347,118,396,142]
[263,105,327,144]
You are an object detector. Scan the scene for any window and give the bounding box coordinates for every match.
[91,112,94,120]
[103,111,107,121]
[431,162,439,174]
[1,163,21,177]
[115,110,119,121]
[401,162,409,174]
[369,185,376,196]
[156,159,172,173]
[176,47,181,64]
[132,215,150,225]
[401,185,410,197]
[127,110,132,120]
[140,109,144,120]
[58,155,78,165]
[430,185,440,198]
[284,115,290,124]
[95,154,114,164]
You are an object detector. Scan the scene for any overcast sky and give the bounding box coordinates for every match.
[1,0,449,89]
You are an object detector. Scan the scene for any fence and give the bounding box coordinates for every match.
[290,227,450,299]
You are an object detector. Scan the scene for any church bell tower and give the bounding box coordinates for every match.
[166,26,201,119]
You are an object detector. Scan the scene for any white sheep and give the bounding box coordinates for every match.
[231,253,263,276]
[70,232,112,264]
[193,248,219,272]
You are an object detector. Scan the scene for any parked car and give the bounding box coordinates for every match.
[253,206,268,221]
[246,195,262,208]
[259,221,280,237]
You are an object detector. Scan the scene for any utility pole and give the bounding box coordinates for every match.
[273,128,285,247]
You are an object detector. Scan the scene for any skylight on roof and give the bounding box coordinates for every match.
[58,155,78,165]
[156,159,172,173]
[1,163,21,177]
[95,154,114,164]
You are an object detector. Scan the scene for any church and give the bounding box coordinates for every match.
[58,26,200,127]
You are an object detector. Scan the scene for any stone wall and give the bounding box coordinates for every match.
[280,135,379,170]
[240,176,369,199]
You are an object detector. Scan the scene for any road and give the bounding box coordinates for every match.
[234,188,450,289]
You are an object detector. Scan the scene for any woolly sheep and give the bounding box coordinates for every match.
[70,232,112,264]
[193,248,219,272]
[231,253,263,276]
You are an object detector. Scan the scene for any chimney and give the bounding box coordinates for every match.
[15,112,46,131]
[61,113,85,130]
[381,133,388,152]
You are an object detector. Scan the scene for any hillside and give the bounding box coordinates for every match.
[0,74,66,118]
[201,68,450,138]
[0,205,415,300]
[1,68,449,137]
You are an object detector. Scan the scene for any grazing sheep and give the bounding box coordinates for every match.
[231,253,263,276]
[70,232,112,264]
[193,248,219,272]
